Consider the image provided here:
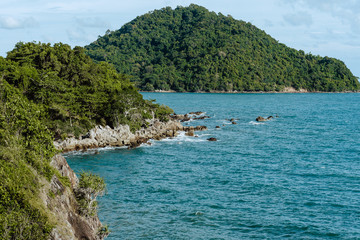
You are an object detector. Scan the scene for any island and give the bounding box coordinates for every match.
[86,4,360,93]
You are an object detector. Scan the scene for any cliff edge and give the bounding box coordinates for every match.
[37,154,104,240]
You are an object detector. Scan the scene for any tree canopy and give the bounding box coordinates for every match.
[4,42,172,137]
[0,42,172,239]
[86,4,360,92]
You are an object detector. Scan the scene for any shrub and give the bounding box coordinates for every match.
[75,172,106,217]
[97,224,110,239]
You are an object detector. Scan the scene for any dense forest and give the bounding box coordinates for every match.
[0,42,172,239]
[86,4,360,92]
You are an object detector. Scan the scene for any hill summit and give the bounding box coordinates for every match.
[86,4,360,92]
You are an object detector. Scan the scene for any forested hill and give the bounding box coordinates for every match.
[86,4,360,92]
[0,42,172,239]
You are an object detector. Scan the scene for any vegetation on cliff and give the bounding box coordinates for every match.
[86,4,360,92]
[4,42,172,136]
[0,78,55,239]
[76,172,106,217]
[0,42,173,239]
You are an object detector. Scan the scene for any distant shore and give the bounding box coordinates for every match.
[140,87,359,94]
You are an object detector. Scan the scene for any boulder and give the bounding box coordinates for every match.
[172,112,209,122]
[189,111,204,115]
[256,115,275,122]
[128,137,148,149]
[180,116,191,122]
[193,115,210,120]
[185,130,195,136]
[256,116,266,122]
[194,125,208,131]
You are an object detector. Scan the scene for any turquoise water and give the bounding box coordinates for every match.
[65,93,360,239]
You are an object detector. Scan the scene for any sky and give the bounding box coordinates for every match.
[1,0,360,77]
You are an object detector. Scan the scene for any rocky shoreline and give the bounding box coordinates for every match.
[54,117,208,152]
[142,88,360,94]
[49,114,208,239]
[54,113,210,153]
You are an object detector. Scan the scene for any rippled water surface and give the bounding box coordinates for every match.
[65,93,360,239]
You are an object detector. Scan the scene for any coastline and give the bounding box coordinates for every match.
[140,87,360,94]
[54,117,207,153]
[50,115,207,239]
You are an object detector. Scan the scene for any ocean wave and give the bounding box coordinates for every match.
[63,146,128,156]
[161,131,207,143]
[249,121,265,125]
[215,120,233,126]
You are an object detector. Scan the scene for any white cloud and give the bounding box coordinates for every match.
[66,28,87,42]
[66,27,105,46]
[283,11,313,26]
[282,0,360,34]
[75,17,110,28]
[0,16,38,29]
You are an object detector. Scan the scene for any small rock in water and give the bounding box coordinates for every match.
[231,121,237,124]
[185,130,195,136]
[193,115,210,120]
[256,115,277,122]
[256,116,266,122]
[189,111,204,115]
[207,137,217,141]
[215,126,221,129]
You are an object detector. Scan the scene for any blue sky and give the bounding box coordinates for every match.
[1,0,360,77]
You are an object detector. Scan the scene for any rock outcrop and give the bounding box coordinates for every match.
[54,118,208,152]
[171,112,210,122]
[38,155,104,240]
[55,119,183,152]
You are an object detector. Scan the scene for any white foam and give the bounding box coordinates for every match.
[187,112,207,117]
[249,121,265,125]
[63,146,127,156]
[160,131,207,143]
[216,119,233,125]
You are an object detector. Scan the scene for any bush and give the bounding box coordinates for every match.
[154,104,174,122]
[97,224,110,239]
[76,172,106,217]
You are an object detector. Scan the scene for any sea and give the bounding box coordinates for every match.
[65,93,360,239]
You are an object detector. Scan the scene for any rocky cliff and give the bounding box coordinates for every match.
[37,154,104,240]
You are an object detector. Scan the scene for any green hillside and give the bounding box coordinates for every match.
[4,42,172,136]
[86,4,360,92]
[0,42,172,239]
